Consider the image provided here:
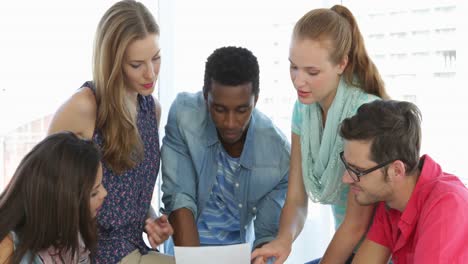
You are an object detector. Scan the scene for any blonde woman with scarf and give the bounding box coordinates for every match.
[251,5,389,264]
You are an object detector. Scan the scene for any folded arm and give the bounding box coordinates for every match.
[352,239,391,264]
[320,190,375,264]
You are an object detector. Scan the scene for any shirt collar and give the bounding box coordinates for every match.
[400,155,440,226]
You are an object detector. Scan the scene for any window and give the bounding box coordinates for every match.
[369,33,385,39]
[437,50,456,68]
[0,0,159,195]
[435,27,456,34]
[352,0,466,186]
[412,8,430,14]
[434,5,456,13]
[412,30,431,36]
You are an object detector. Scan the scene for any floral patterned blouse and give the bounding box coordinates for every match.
[84,82,160,263]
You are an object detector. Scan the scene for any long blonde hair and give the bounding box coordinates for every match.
[293,5,389,99]
[93,0,159,173]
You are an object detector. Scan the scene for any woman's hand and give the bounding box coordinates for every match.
[144,214,174,248]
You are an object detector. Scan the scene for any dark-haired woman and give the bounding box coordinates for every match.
[0,132,106,263]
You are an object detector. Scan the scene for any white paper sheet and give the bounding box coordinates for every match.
[174,243,250,264]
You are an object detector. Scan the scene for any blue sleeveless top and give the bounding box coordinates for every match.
[83,82,160,263]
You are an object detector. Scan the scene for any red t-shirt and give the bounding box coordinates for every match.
[367,155,468,264]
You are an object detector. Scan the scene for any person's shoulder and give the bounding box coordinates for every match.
[71,86,97,114]
[355,89,380,106]
[168,91,207,127]
[428,174,468,204]
[416,172,468,221]
[172,91,205,108]
[63,87,97,125]
[345,87,381,116]
[48,86,96,138]
[252,109,290,151]
[420,156,468,200]
[168,91,206,116]
[253,110,284,134]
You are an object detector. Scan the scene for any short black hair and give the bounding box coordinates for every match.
[203,46,260,98]
[340,100,422,174]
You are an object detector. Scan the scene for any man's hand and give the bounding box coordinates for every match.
[144,215,174,248]
[251,238,292,264]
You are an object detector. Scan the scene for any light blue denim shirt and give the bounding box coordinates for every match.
[160,91,290,248]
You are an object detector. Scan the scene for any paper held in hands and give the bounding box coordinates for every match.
[174,243,250,264]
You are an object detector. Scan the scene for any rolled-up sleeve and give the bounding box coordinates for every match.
[253,147,289,248]
[160,97,198,219]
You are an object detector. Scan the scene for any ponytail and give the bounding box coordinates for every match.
[294,5,389,99]
[331,5,389,99]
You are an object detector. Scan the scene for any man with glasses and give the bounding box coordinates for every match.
[339,100,468,264]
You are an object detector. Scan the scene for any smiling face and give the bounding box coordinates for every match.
[207,81,257,156]
[289,37,347,111]
[89,163,107,218]
[341,140,393,206]
[122,33,161,97]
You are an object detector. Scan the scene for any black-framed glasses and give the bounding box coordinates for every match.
[339,151,396,182]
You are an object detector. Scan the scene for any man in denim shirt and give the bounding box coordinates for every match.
[160,47,290,257]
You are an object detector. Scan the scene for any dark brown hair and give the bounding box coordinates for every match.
[293,5,389,99]
[93,0,159,173]
[340,100,422,174]
[0,132,101,263]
